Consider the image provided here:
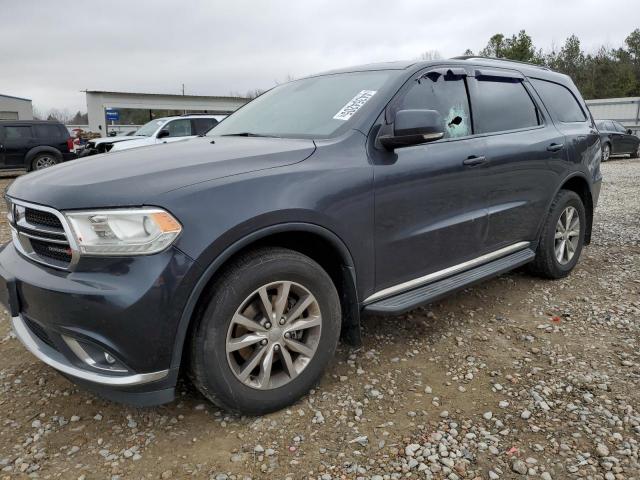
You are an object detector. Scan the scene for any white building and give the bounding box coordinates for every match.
[0,93,33,120]
[586,97,640,135]
[85,90,249,137]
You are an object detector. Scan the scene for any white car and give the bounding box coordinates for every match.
[79,115,225,156]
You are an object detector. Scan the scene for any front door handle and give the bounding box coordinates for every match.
[463,155,487,167]
[546,143,564,152]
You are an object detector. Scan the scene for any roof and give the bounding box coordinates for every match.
[0,120,62,125]
[311,57,567,83]
[0,93,32,102]
[83,90,249,101]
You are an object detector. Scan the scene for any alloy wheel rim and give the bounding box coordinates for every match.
[603,145,610,161]
[554,206,580,265]
[225,281,322,390]
[35,156,56,169]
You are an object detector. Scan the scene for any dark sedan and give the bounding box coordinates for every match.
[596,120,640,161]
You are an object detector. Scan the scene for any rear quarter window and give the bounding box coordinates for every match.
[530,78,586,123]
[4,125,32,139]
[472,78,540,134]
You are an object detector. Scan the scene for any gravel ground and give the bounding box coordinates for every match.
[0,158,638,480]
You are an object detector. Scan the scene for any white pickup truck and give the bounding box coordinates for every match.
[79,114,225,156]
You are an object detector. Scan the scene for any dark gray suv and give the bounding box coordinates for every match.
[0,57,602,414]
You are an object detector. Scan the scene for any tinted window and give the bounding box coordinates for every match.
[164,119,193,137]
[473,78,539,134]
[395,73,472,138]
[530,78,586,123]
[5,126,32,139]
[34,124,63,138]
[192,118,218,135]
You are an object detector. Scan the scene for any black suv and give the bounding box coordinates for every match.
[0,58,602,414]
[0,120,76,171]
[595,119,640,161]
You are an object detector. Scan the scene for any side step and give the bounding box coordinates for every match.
[363,248,535,315]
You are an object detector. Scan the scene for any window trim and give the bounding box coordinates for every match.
[466,75,545,138]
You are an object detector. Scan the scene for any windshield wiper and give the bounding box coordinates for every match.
[220,132,281,138]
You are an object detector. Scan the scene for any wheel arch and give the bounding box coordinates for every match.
[171,222,362,371]
[25,146,63,170]
[557,174,594,245]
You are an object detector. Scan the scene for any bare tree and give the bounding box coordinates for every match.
[418,50,442,61]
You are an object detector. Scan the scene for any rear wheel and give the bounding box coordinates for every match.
[31,153,59,171]
[189,247,341,414]
[529,190,586,279]
[602,143,611,162]
[632,144,640,159]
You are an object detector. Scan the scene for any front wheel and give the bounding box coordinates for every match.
[189,247,341,414]
[602,143,611,162]
[529,190,586,279]
[632,144,640,159]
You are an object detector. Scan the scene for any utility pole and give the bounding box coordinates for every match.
[182,83,186,114]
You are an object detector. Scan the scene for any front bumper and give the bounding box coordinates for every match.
[0,242,201,406]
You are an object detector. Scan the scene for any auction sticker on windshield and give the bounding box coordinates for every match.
[333,90,377,121]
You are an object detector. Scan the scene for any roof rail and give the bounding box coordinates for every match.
[452,56,550,71]
[179,113,215,117]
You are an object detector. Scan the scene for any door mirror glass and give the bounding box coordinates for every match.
[380,109,445,150]
[157,129,170,139]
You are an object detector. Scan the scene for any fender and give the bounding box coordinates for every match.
[25,146,62,168]
[169,222,360,370]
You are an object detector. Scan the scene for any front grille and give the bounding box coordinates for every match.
[9,200,74,270]
[24,317,57,350]
[30,239,73,263]
[25,208,63,229]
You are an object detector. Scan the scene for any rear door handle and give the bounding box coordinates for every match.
[463,155,487,166]
[546,143,564,152]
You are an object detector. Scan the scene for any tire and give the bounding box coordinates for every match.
[528,190,586,279]
[189,247,341,414]
[632,144,640,159]
[602,143,611,162]
[31,153,59,171]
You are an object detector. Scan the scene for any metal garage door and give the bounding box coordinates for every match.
[0,111,19,120]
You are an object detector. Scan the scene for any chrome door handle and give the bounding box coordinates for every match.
[463,155,487,167]
[547,143,564,152]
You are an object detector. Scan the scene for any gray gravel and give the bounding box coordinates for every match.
[0,158,639,479]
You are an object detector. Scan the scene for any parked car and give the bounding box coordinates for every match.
[0,57,602,414]
[0,120,76,171]
[595,119,640,160]
[78,114,224,156]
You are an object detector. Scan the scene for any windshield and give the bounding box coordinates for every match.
[134,119,168,137]
[209,71,396,138]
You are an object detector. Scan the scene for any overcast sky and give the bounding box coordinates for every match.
[1,0,638,113]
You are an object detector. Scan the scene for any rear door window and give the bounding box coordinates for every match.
[34,124,63,138]
[4,126,32,139]
[530,78,586,123]
[393,71,472,139]
[191,118,218,135]
[471,78,540,134]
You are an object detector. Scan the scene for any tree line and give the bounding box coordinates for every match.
[464,29,640,99]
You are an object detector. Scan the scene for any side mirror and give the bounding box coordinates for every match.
[627,128,633,135]
[379,109,445,150]
[157,129,170,139]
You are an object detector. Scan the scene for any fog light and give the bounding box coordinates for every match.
[62,335,128,373]
[104,352,116,364]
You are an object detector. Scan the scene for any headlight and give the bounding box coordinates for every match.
[65,208,182,256]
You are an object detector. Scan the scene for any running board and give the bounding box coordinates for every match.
[363,248,535,315]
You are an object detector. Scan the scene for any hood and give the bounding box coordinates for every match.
[90,136,140,145]
[109,136,193,152]
[8,136,316,210]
